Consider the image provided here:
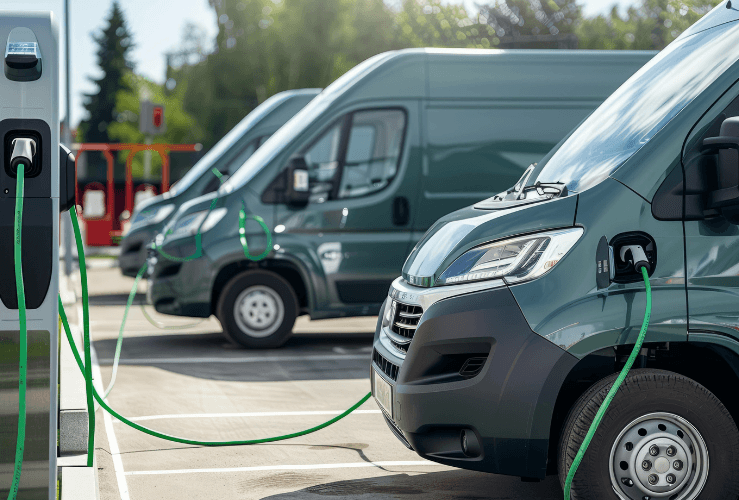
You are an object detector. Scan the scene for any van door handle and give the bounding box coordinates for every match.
[393,196,410,226]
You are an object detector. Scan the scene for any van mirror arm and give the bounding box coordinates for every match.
[701,136,739,154]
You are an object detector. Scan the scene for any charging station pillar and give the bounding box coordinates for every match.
[0,12,60,499]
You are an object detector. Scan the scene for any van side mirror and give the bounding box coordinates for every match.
[286,157,310,207]
[702,116,739,216]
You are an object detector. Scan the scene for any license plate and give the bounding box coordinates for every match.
[373,369,392,418]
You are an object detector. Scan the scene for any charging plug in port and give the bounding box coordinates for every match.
[5,131,41,178]
[611,232,657,283]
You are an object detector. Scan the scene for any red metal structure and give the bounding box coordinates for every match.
[74,143,199,246]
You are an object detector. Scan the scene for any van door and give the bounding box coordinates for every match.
[682,88,739,337]
[273,103,418,314]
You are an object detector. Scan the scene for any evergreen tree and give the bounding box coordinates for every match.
[78,1,134,143]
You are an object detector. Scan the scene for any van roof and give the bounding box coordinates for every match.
[339,48,656,101]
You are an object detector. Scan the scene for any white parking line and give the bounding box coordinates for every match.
[125,461,436,476]
[98,354,370,364]
[91,345,131,500]
[125,410,382,422]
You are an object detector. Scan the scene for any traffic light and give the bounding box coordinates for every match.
[139,100,166,135]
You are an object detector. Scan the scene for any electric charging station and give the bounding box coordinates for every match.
[0,12,74,499]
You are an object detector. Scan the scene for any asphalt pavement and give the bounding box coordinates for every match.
[81,265,563,500]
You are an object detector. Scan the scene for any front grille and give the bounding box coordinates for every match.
[392,302,423,339]
[392,302,422,339]
[388,301,423,354]
[390,341,408,354]
[373,349,399,381]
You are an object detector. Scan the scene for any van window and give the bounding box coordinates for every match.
[304,119,343,203]
[201,136,262,195]
[339,109,406,199]
[300,108,407,203]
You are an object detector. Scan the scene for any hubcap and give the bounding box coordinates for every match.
[610,413,709,500]
[233,285,284,338]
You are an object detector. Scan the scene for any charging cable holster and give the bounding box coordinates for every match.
[0,119,52,309]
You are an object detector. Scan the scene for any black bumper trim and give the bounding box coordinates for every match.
[380,285,579,479]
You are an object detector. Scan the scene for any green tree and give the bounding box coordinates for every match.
[577,0,720,50]
[394,0,494,48]
[107,72,201,178]
[78,1,134,143]
[479,0,582,48]
[182,0,399,150]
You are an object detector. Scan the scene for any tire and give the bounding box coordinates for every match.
[216,270,298,349]
[558,368,739,500]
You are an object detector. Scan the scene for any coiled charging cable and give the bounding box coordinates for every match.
[564,264,652,499]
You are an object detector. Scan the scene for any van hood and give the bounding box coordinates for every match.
[402,194,578,287]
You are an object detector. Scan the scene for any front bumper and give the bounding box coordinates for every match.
[371,278,578,479]
[146,237,214,318]
[119,228,154,277]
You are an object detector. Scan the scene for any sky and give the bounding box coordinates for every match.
[2,0,633,129]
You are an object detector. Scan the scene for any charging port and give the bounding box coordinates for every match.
[611,232,657,283]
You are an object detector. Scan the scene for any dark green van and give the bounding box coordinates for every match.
[371,5,739,499]
[147,48,653,348]
[118,89,320,277]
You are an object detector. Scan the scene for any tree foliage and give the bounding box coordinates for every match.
[576,0,719,49]
[107,73,201,178]
[393,0,494,47]
[78,1,134,143]
[81,0,726,161]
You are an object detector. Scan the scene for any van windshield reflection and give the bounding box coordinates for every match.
[529,20,739,193]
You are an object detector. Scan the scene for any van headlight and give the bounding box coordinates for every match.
[436,227,583,286]
[169,208,228,238]
[131,204,175,229]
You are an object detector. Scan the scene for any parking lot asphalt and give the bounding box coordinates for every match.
[83,266,563,500]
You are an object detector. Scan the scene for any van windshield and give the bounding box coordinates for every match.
[529,19,739,193]
[169,92,294,196]
[220,51,394,194]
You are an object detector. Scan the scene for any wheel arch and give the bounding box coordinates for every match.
[546,339,739,475]
[211,257,313,316]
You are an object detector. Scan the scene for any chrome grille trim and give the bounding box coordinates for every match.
[385,329,411,346]
[389,276,506,311]
[398,311,422,318]
[394,320,418,329]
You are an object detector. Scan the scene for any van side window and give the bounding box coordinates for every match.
[201,136,261,195]
[304,120,343,203]
[339,109,406,199]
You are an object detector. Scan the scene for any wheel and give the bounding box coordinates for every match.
[216,270,298,349]
[558,368,739,500]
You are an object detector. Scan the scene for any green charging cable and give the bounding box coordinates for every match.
[8,164,26,500]
[51,204,372,449]
[57,301,371,446]
[563,266,652,499]
[99,170,274,399]
[69,206,96,466]
[239,202,272,261]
